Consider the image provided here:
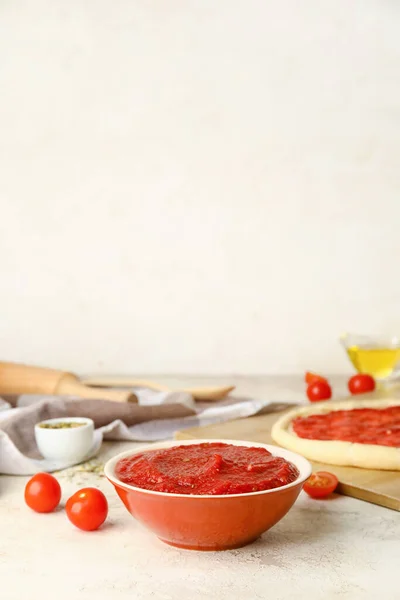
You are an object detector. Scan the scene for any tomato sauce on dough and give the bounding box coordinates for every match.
[293,406,400,447]
[115,443,299,495]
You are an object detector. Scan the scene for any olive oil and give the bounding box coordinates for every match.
[346,346,400,380]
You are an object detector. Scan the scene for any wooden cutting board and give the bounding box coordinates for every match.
[175,410,400,511]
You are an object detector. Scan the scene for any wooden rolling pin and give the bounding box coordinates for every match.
[0,362,136,402]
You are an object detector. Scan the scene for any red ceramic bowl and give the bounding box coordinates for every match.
[104,439,312,551]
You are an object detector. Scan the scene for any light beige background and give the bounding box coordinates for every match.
[1,1,399,374]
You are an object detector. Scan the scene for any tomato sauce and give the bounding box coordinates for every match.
[293,406,400,447]
[115,443,299,495]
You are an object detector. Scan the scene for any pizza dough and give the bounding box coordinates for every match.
[271,398,400,471]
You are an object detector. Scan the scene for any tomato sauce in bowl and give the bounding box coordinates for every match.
[115,442,299,495]
[105,440,311,550]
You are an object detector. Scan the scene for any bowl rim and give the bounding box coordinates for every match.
[340,332,400,348]
[104,438,312,499]
[35,416,94,431]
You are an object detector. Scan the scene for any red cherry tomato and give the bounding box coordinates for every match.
[24,472,61,513]
[66,487,108,531]
[305,371,328,385]
[348,374,375,395]
[303,471,339,499]
[306,380,332,402]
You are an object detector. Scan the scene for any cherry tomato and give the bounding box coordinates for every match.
[66,487,108,531]
[303,471,338,498]
[305,371,328,385]
[306,380,332,402]
[24,472,61,513]
[348,374,375,395]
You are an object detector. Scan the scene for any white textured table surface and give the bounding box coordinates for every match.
[1,376,399,600]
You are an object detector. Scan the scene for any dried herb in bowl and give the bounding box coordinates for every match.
[39,422,86,429]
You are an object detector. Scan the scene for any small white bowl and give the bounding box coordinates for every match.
[35,417,94,463]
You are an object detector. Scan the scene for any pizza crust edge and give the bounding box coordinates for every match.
[271,398,400,471]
